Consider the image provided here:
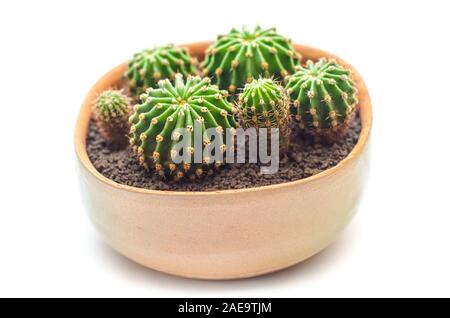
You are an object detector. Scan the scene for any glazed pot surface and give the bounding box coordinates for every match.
[75,42,372,279]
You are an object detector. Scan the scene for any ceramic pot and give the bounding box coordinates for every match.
[75,42,372,279]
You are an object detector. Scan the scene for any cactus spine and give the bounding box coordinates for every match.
[93,89,131,146]
[285,58,358,138]
[125,45,198,97]
[238,78,291,154]
[129,74,237,180]
[202,26,301,93]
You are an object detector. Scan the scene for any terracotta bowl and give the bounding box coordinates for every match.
[75,42,372,280]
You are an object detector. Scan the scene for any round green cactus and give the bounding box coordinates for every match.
[238,78,291,154]
[125,45,198,97]
[93,89,131,146]
[129,74,237,180]
[202,26,301,93]
[285,58,358,137]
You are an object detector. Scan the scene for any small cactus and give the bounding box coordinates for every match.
[237,78,291,154]
[93,89,131,146]
[129,74,237,180]
[125,45,198,97]
[285,58,358,138]
[202,26,301,93]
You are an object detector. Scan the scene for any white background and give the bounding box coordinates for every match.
[1,0,449,297]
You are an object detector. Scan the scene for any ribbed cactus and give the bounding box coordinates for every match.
[237,78,291,154]
[125,45,198,97]
[93,89,131,146]
[285,58,358,137]
[129,74,237,180]
[202,26,301,93]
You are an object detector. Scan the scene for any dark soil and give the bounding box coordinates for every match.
[86,114,361,191]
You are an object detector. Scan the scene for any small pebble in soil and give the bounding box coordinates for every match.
[86,113,361,191]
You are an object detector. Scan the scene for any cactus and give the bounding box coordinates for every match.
[237,78,291,154]
[125,45,198,97]
[129,74,237,180]
[202,26,301,93]
[285,58,358,138]
[93,89,131,146]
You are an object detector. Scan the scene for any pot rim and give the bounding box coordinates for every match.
[75,42,372,196]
